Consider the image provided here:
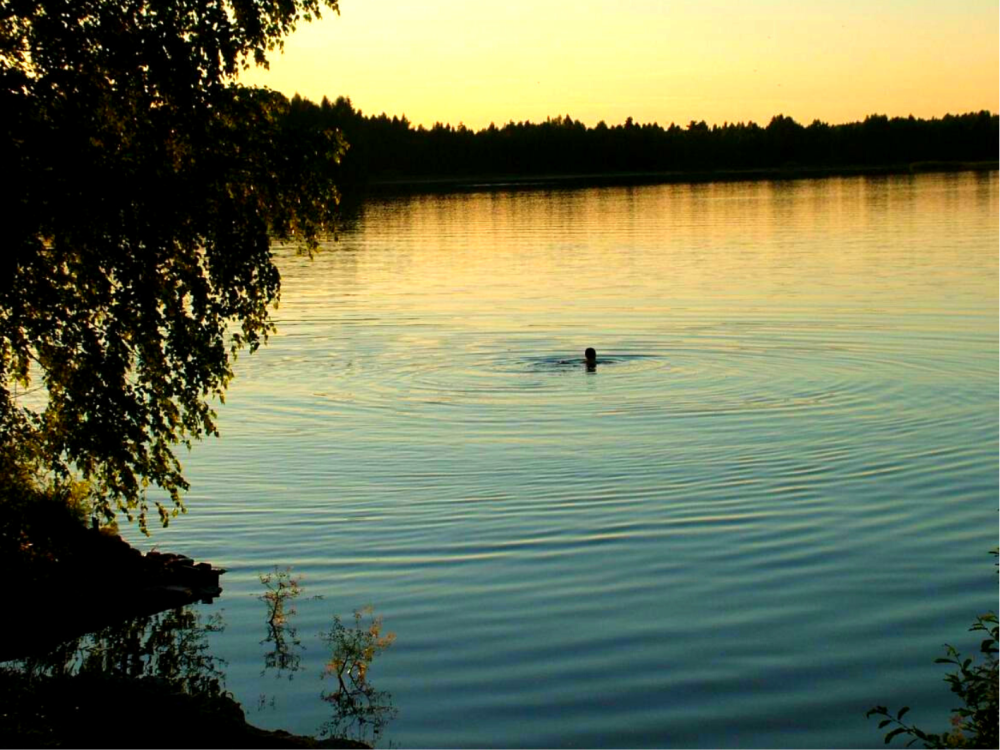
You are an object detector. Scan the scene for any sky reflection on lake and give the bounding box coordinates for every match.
[132,172,997,748]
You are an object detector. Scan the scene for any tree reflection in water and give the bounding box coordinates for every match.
[1,569,397,747]
[319,606,397,747]
[258,566,311,680]
[255,568,398,746]
[12,605,226,697]
[0,607,231,747]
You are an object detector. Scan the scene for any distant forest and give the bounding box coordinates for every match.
[286,95,998,192]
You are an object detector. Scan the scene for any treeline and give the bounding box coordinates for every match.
[286,95,998,191]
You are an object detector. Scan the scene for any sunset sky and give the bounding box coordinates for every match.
[240,0,1000,129]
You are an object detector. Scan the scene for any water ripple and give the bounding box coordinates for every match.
[132,174,997,749]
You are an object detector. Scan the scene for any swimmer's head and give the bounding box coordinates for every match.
[584,347,597,363]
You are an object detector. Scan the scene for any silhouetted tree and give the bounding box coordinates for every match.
[1,1,344,532]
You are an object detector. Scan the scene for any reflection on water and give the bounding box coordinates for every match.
[0,606,229,748]
[132,172,997,748]
[255,568,398,745]
[254,570,398,746]
[10,606,226,696]
[320,607,397,747]
[258,566,309,679]
[2,572,398,747]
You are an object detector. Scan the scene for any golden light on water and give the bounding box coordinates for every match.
[277,177,998,339]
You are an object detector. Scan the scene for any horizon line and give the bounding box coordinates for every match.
[282,94,998,132]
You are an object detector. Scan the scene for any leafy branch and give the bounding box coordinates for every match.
[257,566,322,680]
[868,552,998,748]
[319,606,396,746]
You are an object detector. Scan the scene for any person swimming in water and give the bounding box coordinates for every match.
[556,348,598,368]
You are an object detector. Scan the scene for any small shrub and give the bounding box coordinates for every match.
[256,567,311,679]
[869,552,999,748]
[319,606,396,745]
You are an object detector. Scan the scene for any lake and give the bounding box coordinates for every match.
[132,172,997,747]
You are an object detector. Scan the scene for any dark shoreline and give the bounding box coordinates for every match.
[0,528,370,748]
[0,669,369,748]
[363,160,998,196]
[0,529,224,663]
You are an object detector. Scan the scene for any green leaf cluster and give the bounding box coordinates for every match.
[257,565,316,679]
[1,1,343,532]
[320,606,397,745]
[868,552,999,748]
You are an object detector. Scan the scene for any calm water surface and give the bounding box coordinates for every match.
[135,173,997,747]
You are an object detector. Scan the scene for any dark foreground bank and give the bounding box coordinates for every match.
[0,669,367,749]
[1,525,224,663]
[1,519,375,749]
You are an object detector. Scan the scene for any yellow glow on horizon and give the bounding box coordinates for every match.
[241,0,999,128]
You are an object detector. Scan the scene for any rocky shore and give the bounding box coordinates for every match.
[1,526,226,662]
